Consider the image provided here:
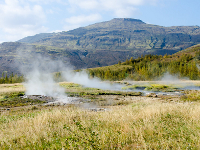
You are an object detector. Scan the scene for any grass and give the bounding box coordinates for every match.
[122,83,179,92]
[60,82,142,98]
[181,90,200,102]
[1,82,200,149]
[59,82,82,89]
[1,101,200,149]
[0,92,46,107]
[122,85,146,90]
[0,82,143,108]
[0,83,25,94]
[145,84,178,92]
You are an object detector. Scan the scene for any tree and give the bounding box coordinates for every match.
[125,59,129,65]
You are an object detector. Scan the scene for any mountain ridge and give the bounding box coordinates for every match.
[1,18,200,75]
[17,18,200,51]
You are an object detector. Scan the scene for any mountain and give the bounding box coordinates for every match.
[18,18,200,51]
[18,33,56,43]
[1,18,200,75]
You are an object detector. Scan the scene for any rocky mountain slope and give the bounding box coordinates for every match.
[1,18,200,75]
[19,18,200,51]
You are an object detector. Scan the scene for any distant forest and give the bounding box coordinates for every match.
[0,72,24,84]
[88,46,200,81]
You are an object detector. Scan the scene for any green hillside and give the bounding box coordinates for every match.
[87,44,200,81]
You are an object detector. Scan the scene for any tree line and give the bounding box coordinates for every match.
[88,49,200,81]
[0,72,24,84]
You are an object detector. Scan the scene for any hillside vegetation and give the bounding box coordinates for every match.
[88,44,200,81]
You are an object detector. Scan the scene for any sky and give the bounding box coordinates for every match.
[0,0,199,43]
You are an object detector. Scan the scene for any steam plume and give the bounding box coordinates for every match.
[16,46,122,100]
[21,55,67,97]
[61,70,122,90]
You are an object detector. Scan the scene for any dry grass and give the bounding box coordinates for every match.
[181,90,200,101]
[0,83,25,94]
[1,82,200,149]
[1,100,200,149]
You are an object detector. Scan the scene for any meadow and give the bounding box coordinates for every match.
[1,82,200,149]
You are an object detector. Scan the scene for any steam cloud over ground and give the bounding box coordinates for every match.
[62,71,122,90]
[20,55,68,98]
[16,47,122,99]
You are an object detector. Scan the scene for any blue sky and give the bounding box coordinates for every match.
[0,0,199,43]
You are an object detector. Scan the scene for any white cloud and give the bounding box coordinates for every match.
[67,0,159,17]
[65,14,102,24]
[4,25,48,41]
[27,0,65,4]
[114,7,138,18]
[67,0,152,21]
[64,14,102,31]
[0,0,47,41]
[68,0,99,10]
